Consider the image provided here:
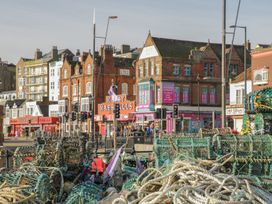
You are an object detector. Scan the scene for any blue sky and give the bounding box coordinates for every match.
[1,0,272,63]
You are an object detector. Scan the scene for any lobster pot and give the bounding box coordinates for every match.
[215,134,272,177]
[154,137,212,168]
[254,113,272,135]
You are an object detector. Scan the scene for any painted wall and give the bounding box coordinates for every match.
[229,80,252,105]
[49,61,62,101]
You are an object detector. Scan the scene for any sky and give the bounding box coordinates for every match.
[1,0,272,64]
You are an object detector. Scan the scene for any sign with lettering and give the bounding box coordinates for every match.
[226,106,245,116]
[98,95,135,119]
[162,82,174,104]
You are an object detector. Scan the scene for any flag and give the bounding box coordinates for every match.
[104,146,123,180]
[136,158,144,174]
[108,85,118,102]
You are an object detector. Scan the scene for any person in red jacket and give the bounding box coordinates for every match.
[91,155,107,174]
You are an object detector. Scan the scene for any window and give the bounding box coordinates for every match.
[236,90,242,104]
[210,87,216,104]
[184,66,191,76]
[182,87,189,104]
[121,83,128,95]
[50,82,55,90]
[253,68,269,85]
[156,86,161,103]
[139,66,143,77]
[145,60,149,77]
[229,64,238,77]
[12,109,18,118]
[173,64,180,76]
[209,64,214,77]
[155,64,160,75]
[73,85,77,96]
[81,98,90,112]
[201,87,208,104]
[87,64,91,75]
[19,78,25,86]
[50,69,55,76]
[64,69,68,79]
[150,60,155,75]
[204,63,214,77]
[63,86,68,97]
[133,84,136,95]
[86,82,93,94]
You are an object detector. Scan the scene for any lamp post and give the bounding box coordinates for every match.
[92,13,118,145]
[221,0,226,128]
[196,74,200,129]
[230,25,247,111]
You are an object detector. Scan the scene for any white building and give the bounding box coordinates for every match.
[226,68,252,132]
[0,90,16,102]
[49,60,63,101]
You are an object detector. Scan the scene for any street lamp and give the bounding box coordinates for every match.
[230,25,247,111]
[92,14,118,145]
[196,74,200,127]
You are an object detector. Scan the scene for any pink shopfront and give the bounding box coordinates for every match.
[136,80,221,133]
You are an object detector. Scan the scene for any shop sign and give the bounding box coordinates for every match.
[98,95,135,116]
[162,82,174,104]
[226,107,244,116]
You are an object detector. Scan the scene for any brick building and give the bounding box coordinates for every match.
[16,47,73,101]
[136,34,250,133]
[251,45,272,91]
[59,46,136,134]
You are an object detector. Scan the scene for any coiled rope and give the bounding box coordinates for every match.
[113,159,267,204]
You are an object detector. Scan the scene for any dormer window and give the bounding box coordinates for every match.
[253,68,269,85]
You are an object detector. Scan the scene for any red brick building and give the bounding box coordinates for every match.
[251,46,272,91]
[135,34,250,133]
[59,46,135,134]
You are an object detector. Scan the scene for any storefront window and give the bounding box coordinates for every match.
[201,87,208,104]
[182,87,189,104]
[210,87,216,104]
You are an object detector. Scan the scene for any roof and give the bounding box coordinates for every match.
[231,67,252,83]
[42,49,72,62]
[151,36,251,64]
[5,99,26,108]
[113,57,134,68]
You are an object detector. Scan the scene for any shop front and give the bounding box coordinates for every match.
[166,111,221,134]
[226,104,245,132]
[10,116,59,137]
[96,95,136,137]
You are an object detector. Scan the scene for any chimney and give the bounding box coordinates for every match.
[52,46,58,60]
[121,44,130,54]
[35,49,42,60]
[76,49,80,56]
[246,40,251,51]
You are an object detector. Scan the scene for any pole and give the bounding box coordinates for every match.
[221,0,226,128]
[244,27,247,111]
[91,9,96,145]
[197,77,200,129]
[77,79,80,135]
[160,108,163,136]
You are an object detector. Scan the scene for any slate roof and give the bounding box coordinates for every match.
[5,99,26,108]
[151,36,251,64]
